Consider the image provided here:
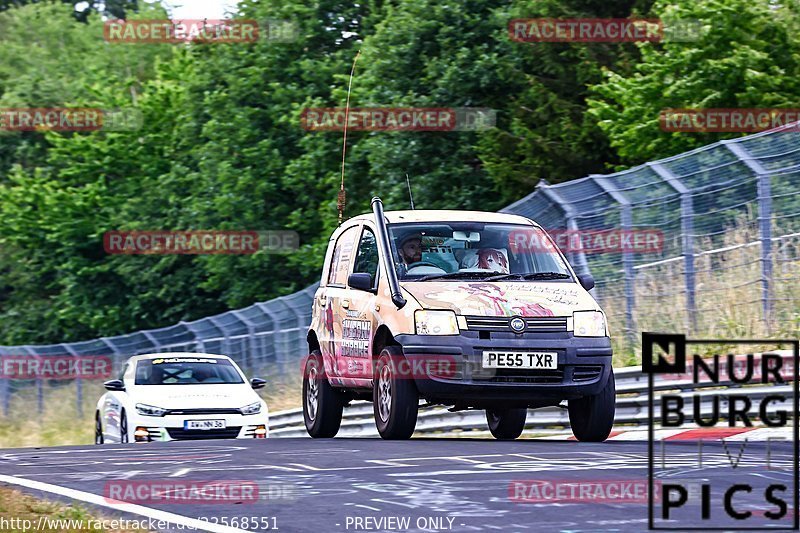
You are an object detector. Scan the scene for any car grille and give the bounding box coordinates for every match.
[163,408,242,416]
[469,364,602,384]
[485,368,565,384]
[573,365,603,382]
[166,427,242,440]
[464,316,568,333]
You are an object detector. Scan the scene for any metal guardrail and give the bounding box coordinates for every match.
[269,353,795,438]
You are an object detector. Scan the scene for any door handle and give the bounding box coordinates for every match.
[341,299,350,309]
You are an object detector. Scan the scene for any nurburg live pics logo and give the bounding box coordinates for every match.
[643,332,800,530]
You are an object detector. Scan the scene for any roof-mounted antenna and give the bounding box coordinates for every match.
[338,49,361,226]
[405,174,415,210]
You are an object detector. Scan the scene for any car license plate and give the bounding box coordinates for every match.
[482,351,558,370]
[184,419,226,430]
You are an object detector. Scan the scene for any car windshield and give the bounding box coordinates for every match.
[387,222,572,281]
[135,357,244,385]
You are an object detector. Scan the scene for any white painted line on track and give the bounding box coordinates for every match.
[0,474,248,533]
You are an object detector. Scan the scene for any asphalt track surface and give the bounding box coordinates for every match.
[0,437,797,532]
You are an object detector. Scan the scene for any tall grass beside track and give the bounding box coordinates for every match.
[0,370,303,449]
[1,226,798,447]
[604,224,800,366]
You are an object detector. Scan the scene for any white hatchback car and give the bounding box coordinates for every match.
[96,353,269,443]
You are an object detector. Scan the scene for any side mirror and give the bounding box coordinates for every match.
[104,379,125,392]
[250,378,266,390]
[348,272,375,292]
[577,273,595,291]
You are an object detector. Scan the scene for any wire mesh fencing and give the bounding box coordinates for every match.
[0,285,318,417]
[1,124,799,418]
[504,125,800,362]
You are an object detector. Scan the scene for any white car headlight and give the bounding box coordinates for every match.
[573,311,607,337]
[240,401,262,415]
[415,310,459,335]
[135,403,167,417]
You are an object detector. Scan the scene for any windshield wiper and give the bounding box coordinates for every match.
[522,272,572,280]
[483,273,522,282]
[415,271,499,282]
[416,271,572,282]
[483,272,572,281]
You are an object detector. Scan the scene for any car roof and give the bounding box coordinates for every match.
[126,352,232,362]
[348,209,537,225]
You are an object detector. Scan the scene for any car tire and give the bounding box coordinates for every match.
[303,350,344,438]
[95,413,104,445]
[373,346,418,440]
[568,370,616,442]
[120,409,129,444]
[486,408,527,440]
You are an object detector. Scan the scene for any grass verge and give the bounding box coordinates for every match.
[0,370,302,449]
[0,486,145,532]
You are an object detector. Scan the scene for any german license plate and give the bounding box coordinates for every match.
[184,419,225,430]
[482,351,558,370]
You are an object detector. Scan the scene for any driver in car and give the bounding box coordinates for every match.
[399,235,422,265]
[396,234,423,278]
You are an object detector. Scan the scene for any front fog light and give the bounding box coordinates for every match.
[415,310,459,335]
[134,426,151,442]
[240,401,262,415]
[254,425,267,439]
[573,311,607,337]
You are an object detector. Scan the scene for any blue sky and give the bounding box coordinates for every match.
[158,0,242,19]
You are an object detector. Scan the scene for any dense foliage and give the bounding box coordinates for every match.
[0,0,797,343]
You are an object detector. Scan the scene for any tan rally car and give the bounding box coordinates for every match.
[303,198,615,441]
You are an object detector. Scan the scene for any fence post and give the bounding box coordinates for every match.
[22,346,44,415]
[256,303,280,370]
[723,141,774,328]
[206,315,230,360]
[0,349,9,416]
[591,176,636,349]
[649,163,696,333]
[61,344,82,417]
[534,181,592,277]
[229,311,256,371]
[99,337,123,377]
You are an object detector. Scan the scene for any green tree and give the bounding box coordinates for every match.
[588,0,800,164]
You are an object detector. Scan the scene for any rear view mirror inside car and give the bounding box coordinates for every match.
[452,231,481,242]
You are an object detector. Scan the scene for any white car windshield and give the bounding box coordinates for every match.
[388,222,572,281]
[135,357,244,385]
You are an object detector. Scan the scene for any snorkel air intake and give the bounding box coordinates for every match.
[371,197,406,309]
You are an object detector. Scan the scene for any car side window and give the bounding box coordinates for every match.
[352,227,379,287]
[327,226,359,286]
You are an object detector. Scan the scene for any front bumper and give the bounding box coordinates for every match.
[396,331,612,407]
[129,413,270,442]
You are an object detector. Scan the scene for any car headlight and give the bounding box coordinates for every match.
[573,311,607,337]
[135,403,167,417]
[415,310,459,335]
[240,401,262,415]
